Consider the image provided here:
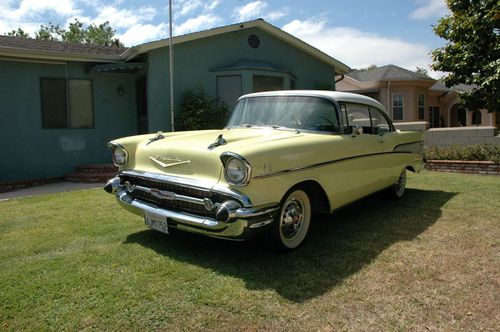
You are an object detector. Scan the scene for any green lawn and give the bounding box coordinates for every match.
[0,171,498,330]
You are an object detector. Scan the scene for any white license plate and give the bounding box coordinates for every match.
[144,211,169,235]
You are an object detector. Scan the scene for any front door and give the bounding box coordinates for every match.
[136,76,148,134]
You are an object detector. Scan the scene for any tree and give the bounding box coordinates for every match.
[415,66,432,79]
[7,28,29,38]
[431,0,500,112]
[177,88,229,131]
[353,64,378,72]
[4,19,123,47]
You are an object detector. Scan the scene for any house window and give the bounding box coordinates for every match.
[216,75,242,111]
[472,110,482,125]
[41,78,93,128]
[253,75,283,92]
[417,93,425,120]
[429,106,440,128]
[290,79,296,90]
[392,93,404,120]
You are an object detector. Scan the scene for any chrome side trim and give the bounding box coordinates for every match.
[118,170,252,207]
[253,150,421,180]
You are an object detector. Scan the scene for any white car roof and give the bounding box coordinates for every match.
[239,90,385,111]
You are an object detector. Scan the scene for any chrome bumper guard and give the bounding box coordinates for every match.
[105,176,278,239]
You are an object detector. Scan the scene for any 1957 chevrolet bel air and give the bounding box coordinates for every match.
[105,90,423,250]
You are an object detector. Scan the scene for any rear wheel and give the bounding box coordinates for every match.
[268,189,311,252]
[390,169,407,199]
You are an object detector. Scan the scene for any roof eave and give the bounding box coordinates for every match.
[123,19,351,74]
[0,46,123,63]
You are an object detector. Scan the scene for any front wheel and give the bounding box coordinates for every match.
[268,189,311,252]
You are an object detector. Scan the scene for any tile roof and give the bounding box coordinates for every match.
[0,35,127,57]
[430,80,476,93]
[346,64,434,82]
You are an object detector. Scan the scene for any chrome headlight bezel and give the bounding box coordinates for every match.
[220,152,252,187]
[108,142,128,167]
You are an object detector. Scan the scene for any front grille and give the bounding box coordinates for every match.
[120,175,234,218]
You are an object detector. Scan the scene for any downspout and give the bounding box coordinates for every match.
[386,81,391,117]
[335,74,345,83]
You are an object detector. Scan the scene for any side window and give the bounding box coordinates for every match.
[370,107,393,135]
[344,103,373,134]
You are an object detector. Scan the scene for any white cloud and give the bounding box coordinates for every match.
[118,23,168,46]
[174,14,221,35]
[409,0,449,20]
[91,5,156,29]
[234,1,267,21]
[282,19,437,77]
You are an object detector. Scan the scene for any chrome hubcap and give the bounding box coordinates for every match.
[395,171,406,195]
[280,198,304,239]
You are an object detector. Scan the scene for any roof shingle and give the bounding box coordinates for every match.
[347,64,433,82]
[0,35,127,57]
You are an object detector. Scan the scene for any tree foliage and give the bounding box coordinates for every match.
[431,0,500,112]
[177,88,229,131]
[4,19,123,47]
[7,28,29,38]
[415,66,432,78]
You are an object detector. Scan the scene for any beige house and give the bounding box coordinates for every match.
[336,65,498,128]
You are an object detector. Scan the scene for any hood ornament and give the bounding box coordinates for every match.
[208,134,227,150]
[147,131,165,145]
[150,155,190,168]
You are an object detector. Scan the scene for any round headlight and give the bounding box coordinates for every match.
[108,142,128,167]
[113,149,127,166]
[223,154,251,186]
[226,158,246,183]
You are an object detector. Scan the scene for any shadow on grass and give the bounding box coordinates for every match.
[124,188,456,302]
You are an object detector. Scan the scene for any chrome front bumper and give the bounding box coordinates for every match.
[105,175,278,239]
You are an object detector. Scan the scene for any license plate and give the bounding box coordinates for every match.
[144,211,169,235]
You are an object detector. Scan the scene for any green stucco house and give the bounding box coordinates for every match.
[0,19,349,182]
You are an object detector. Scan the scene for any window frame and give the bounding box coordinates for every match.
[40,77,94,129]
[417,93,425,120]
[340,102,395,135]
[391,92,404,121]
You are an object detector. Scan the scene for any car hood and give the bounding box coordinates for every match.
[124,128,307,183]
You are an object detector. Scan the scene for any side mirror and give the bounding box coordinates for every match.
[352,124,362,137]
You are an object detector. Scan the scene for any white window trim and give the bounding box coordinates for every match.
[391,92,404,121]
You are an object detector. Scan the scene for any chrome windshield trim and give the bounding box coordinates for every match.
[118,170,252,207]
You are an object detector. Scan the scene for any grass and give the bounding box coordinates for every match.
[0,171,498,330]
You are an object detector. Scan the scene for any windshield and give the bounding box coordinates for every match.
[227,96,340,132]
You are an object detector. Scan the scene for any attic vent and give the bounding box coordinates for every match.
[248,34,260,48]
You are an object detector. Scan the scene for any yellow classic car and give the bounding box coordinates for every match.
[105,90,423,251]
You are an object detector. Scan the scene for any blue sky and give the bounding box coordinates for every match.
[0,0,450,77]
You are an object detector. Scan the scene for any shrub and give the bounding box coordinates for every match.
[424,144,500,163]
[176,88,229,131]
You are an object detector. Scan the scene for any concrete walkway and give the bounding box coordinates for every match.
[0,182,105,201]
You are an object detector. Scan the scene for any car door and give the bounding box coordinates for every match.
[331,103,386,205]
[369,107,406,186]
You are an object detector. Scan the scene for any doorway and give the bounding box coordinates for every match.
[136,76,148,134]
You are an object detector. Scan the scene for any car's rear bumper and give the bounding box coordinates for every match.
[105,176,278,240]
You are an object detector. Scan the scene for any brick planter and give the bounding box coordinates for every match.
[425,160,499,175]
[0,177,64,193]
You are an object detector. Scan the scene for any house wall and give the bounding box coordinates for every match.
[0,60,137,181]
[146,27,337,132]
